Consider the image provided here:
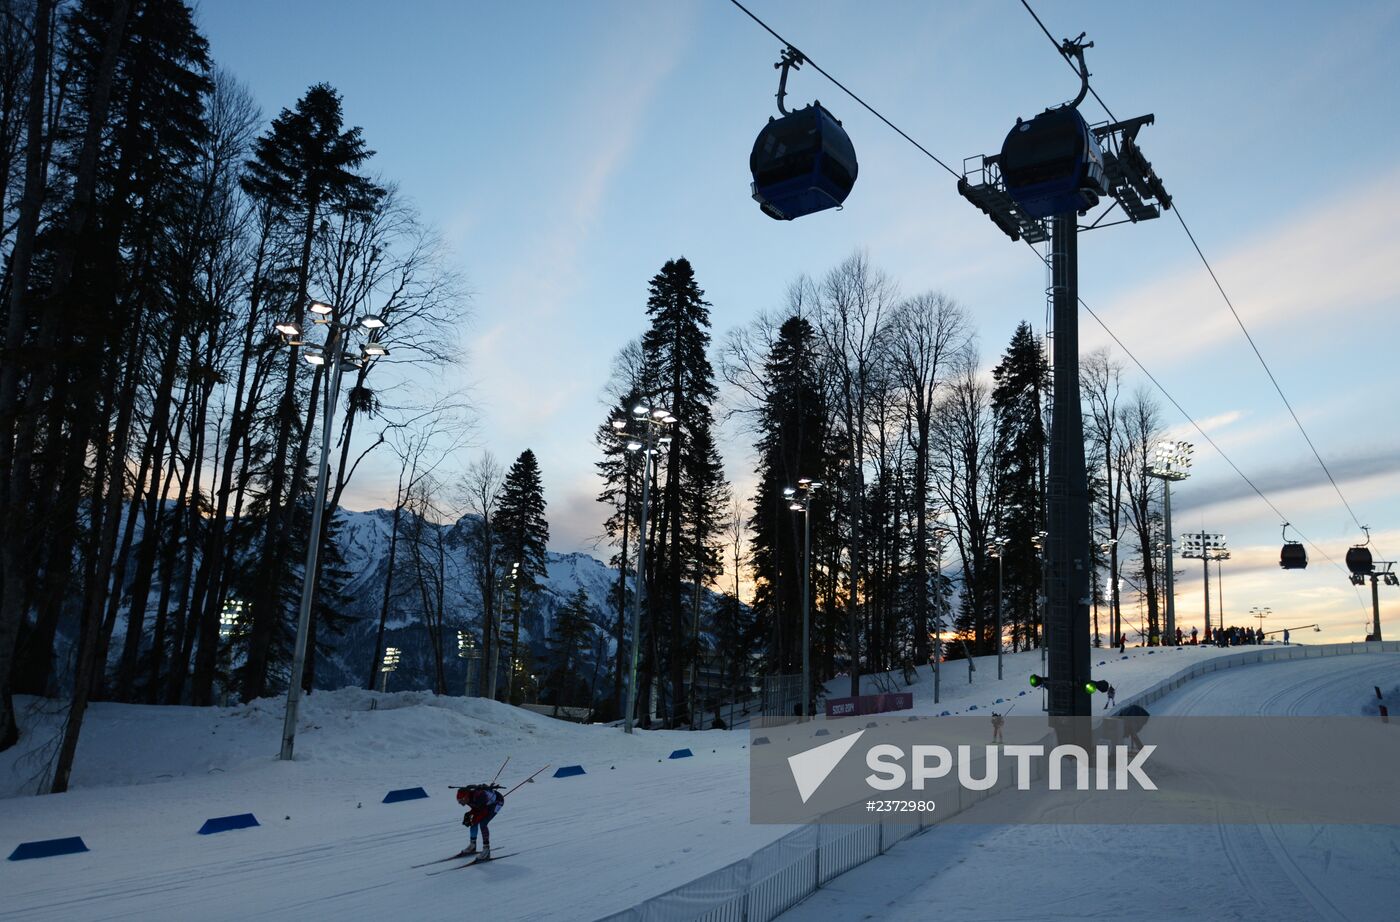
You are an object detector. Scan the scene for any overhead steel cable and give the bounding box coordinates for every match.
[1019,240,1358,597]
[1017,0,1119,123]
[1017,0,1382,557]
[724,0,1372,612]
[726,0,961,180]
[1172,203,1372,539]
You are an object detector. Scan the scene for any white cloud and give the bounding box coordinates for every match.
[1082,166,1400,365]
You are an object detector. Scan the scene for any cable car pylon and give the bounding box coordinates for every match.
[957,35,1172,724]
[1348,527,1396,641]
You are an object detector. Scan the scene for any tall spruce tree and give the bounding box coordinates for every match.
[497,448,549,698]
[639,257,726,727]
[749,316,827,676]
[497,449,549,589]
[238,82,381,700]
[594,388,642,717]
[38,0,218,789]
[990,322,1049,653]
[546,588,594,709]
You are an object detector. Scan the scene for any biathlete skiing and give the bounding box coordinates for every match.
[416,763,547,871]
[456,783,504,860]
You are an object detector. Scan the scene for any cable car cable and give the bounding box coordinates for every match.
[1021,239,1370,617]
[1017,0,1384,560]
[727,0,1373,615]
[1172,203,1373,544]
[1017,0,1119,124]
[726,0,961,180]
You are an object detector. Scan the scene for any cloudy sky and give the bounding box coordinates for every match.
[196,0,1400,642]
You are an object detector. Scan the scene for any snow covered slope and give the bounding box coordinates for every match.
[784,653,1400,922]
[0,690,770,921]
[4,644,1394,922]
[822,641,1252,716]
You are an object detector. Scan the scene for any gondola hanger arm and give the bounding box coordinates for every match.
[774,46,805,116]
[1058,33,1093,110]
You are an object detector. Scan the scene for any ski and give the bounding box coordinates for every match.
[411,851,474,869]
[426,852,517,875]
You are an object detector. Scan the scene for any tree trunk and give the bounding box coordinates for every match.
[0,0,54,752]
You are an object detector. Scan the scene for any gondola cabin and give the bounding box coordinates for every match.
[1346,546,1374,576]
[750,103,858,221]
[1279,542,1307,570]
[999,107,1106,220]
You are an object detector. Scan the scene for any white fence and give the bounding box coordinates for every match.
[1117,640,1400,711]
[595,641,1400,922]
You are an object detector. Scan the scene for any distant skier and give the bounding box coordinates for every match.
[456,783,505,859]
[1118,633,1126,654]
[1190,626,1198,645]
[1117,705,1150,755]
[991,711,1005,744]
[1106,684,1117,708]
[1283,628,1290,645]
[1175,627,1184,646]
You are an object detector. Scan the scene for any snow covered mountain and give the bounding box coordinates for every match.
[313,507,632,693]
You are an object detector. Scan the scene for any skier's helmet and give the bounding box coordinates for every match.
[456,788,472,805]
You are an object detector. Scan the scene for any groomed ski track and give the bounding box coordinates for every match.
[777,653,1400,922]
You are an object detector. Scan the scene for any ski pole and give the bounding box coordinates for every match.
[1003,704,1016,717]
[503,765,550,797]
[448,756,512,791]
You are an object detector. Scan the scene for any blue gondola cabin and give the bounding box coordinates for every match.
[750,103,858,220]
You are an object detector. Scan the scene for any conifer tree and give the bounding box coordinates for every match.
[749,316,827,676]
[639,257,727,726]
[497,449,550,590]
[546,588,594,708]
[239,82,382,700]
[990,322,1049,652]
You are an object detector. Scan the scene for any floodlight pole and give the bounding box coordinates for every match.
[506,565,522,704]
[1202,553,1212,634]
[486,582,503,699]
[990,538,1006,681]
[1146,442,1190,646]
[801,497,812,719]
[281,323,345,761]
[1161,480,1176,643]
[929,526,952,707]
[1182,533,1228,639]
[273,305,386,761]
[623,424,657,733]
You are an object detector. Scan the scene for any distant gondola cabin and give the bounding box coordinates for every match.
[1346,546,1374,576]
[1279,542,1307,570]
[999,107,1106,220]
[750,103,858,221]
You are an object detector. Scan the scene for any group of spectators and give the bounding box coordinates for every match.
[1141,624,1282,647]
[1204,624,1268,647]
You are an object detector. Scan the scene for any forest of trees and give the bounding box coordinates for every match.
[0,0,1184,788]
[0,0,468,790]
[586,251,1176,729]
